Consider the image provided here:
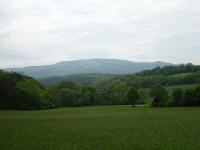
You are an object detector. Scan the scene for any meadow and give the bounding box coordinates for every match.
[1,105,200,150]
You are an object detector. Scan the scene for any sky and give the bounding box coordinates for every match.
[0,0,200,68]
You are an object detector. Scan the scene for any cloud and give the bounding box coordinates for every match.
[0,0,200,67]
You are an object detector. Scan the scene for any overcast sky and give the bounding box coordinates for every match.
[0,0,200,68]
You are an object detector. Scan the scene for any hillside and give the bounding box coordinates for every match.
[96,63,200,90]
[39,74,116,86]
[40,63,200,87]
[5,59,172,78]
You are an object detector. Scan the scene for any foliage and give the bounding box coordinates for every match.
[47,81,101,107]
[183,89,195,106]
[48,81,80,107]
[58,88,80,107]
[108,64,200,89]
[40,74,116,86]
[127,87,139,105]
[0,70,53,110]
[171,88,184,106]
[150,85,170,107]
[2,63,200,109]
[102,81,130,105]
[15,79,53,109]
[138,63,200,76]
[80,86,100,106]
[138,90,147,104]
[169,84,200,107]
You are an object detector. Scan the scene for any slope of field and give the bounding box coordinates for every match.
[1,106,200,150]
[164,83,197,93]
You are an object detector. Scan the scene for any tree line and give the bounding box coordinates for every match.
[151,84,200,107]
[138,63,200,76]
[47,80,142,107]
[0,70,143,109]
[1,64,200,110]
[114,64,200,88]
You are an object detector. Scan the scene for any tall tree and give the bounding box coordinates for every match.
[171,88,184,106]
[127,87,139,105]
[150,85,169,107]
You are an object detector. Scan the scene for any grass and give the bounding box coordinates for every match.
[169,73,193,77]
[164,84,197,94]
[1,105,200,150]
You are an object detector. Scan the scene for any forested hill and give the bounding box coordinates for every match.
[5,59,172,78]
[137,63,200,76]
[40,63,200,88]
[102,63,200,88]
[39,74,116,86]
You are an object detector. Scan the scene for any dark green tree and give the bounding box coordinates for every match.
[138,90,147,104]
[127,87,139,105]
[47,81,81,107]
[171,88,184,106]
[58,88,80,107]
[150,85,169,107]
[183,89,195,106]
[193,84,200,106]
[80,86,100,106]
[0,70,53,110]
[15,79,53,109]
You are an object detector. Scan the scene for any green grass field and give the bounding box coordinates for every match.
[164,84,198,94]
[1,106,200,150]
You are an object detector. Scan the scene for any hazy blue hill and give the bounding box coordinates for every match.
[6,59,172,78]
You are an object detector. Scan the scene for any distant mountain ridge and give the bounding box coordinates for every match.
[5,59,173,78]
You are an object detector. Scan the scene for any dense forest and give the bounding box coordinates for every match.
[39,74,116,86]
[40,63,200,88]
[112,63,200,88]
[0,70,53,110]
[1,63,200,110]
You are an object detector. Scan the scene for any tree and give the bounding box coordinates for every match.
[47,81,81,107]
[193,84,200,106]
[138,90,147,104]
[150,85,169,107]
[183,89,195,106]
[171,88,184,106]
[127,87,139,105]
[58,88,80,107]
[15,79,53,109]
[0,71,25,109]
[80,86,100,106]
[105,81,130,105]
[0,70,53,110]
